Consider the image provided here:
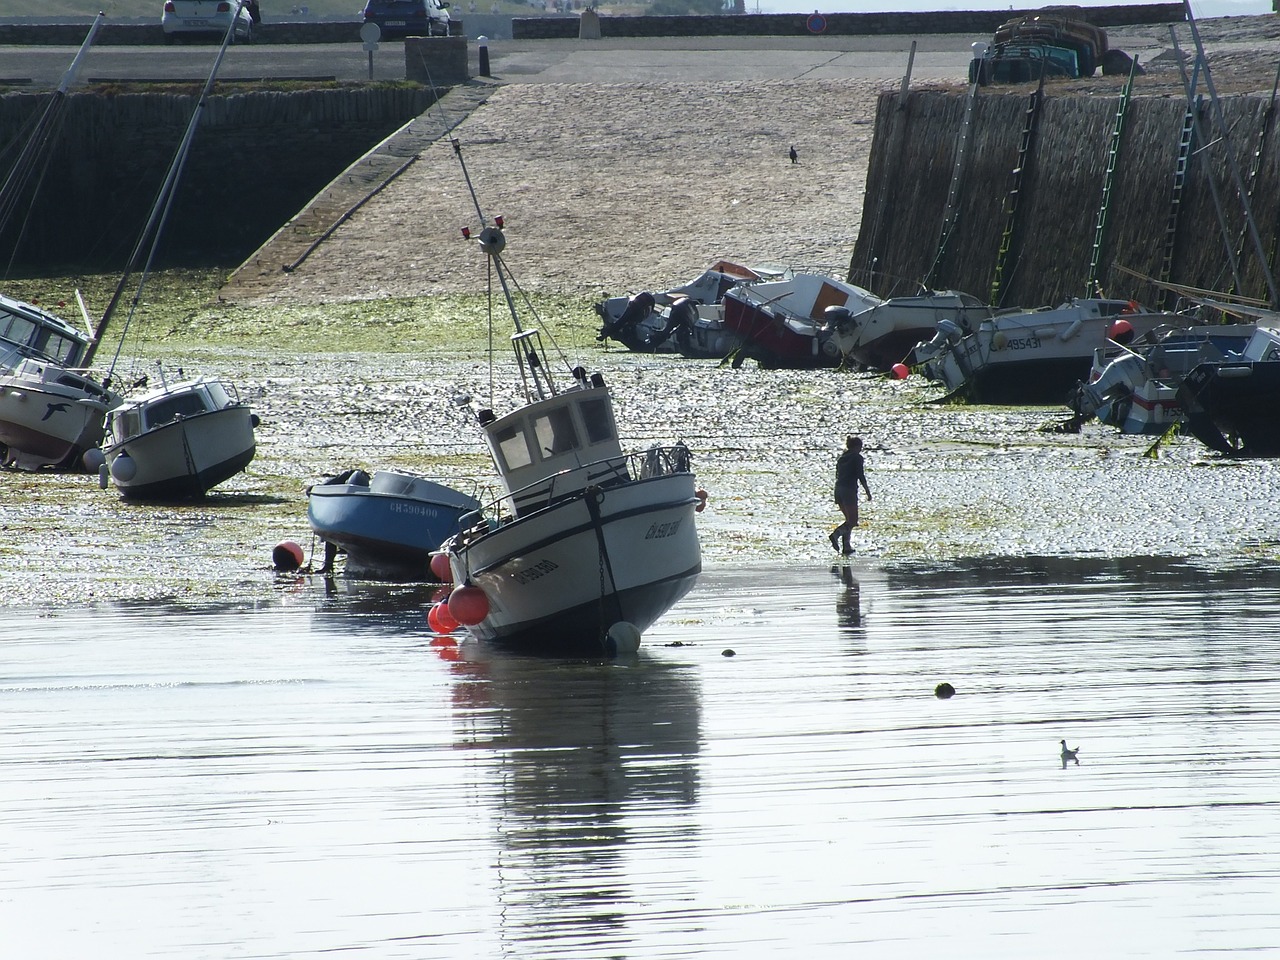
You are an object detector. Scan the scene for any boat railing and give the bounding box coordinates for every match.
[457,444,693,539]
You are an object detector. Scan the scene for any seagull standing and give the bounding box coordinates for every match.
[1060,739,1080,768]
[789,145,799,164]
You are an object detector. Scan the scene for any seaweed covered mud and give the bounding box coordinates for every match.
[2,270,1274,610]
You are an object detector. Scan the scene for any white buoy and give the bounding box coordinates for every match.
[82,447,105,472]
[110,453,136,482]
[605,621,642,657]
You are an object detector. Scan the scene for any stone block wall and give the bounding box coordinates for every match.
[0,86,435,270]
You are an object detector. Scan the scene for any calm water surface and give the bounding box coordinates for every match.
[4,559,1280,959]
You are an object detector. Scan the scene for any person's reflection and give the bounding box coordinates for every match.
[831,564,863,635]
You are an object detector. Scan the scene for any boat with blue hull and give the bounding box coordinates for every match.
[307,468,481,579]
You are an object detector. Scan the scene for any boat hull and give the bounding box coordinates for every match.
[106,406,256,500]
[307,471,480,578]
[721,294,840,368]
[831,293,993,371]
[0,364,113,470]
[918,304,1169,404]
[1177,360,1280,457]
[447,472,701,656]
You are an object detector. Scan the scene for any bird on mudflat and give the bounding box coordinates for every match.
[1060,740,1081,767]
[789,145,799,164]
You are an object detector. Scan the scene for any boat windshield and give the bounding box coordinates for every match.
[0,306,85,367]
[145,390,209,428]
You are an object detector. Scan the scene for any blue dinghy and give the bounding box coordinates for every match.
[307,468,481,579]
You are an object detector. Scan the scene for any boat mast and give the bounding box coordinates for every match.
[450,137,561,402]
[0,13,104,259]
[85,2,247,370]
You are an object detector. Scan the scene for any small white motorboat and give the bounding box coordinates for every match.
[99,374,257,500]
[909,297,1174,404]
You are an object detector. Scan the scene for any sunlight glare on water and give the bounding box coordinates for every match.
[3,560,1280,958]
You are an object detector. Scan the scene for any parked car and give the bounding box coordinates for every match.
[161,0,255,42]
[362,0,452,38]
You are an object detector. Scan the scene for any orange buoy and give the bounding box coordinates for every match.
[429,552,453,582]
[448,584,490,626]
[272,541,305,571]
[427,601,460,634]
[1107,318,1135,344]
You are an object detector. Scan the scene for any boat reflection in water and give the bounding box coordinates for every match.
[10,559,1280,958]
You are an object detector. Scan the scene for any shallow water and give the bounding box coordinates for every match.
[5,559,1280,959]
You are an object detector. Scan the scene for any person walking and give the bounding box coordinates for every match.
[829,436,871,555]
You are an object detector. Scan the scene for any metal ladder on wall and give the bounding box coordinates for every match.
[923,79,979,290]
[1157,100,1198,304]
[1229,62,1280,295]
[988,81,1043,308]
[1085,57,1139,297]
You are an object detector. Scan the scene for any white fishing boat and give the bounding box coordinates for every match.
[0,355,118,471]
[0,291,119,470]
[88,10,258,499]
[306,467,482,579]
[99,373,257,500]
[435,166,702,656]
[908,297,1174,404]
[0,18,117,471]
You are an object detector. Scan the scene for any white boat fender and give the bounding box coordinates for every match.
[98,463,110,489]
[110,452,137,482]
[605,621,641,657]
[992,331,1008,350]
[1034,326,1056,339]
[1059,316,1084,341]
[82,447,105,472]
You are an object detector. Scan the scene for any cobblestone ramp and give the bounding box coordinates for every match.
[220,80,499,303]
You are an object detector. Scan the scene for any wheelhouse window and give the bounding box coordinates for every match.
[533,406,580,458]
[494,422,533,470]
[578,397,615,445]
[1,313,37,349]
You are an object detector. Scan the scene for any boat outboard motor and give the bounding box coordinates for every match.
[822,305,855,332]
[913,318,964,363]
[609,292,656,337]
[668,297,698,331]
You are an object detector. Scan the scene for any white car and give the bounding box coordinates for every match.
[161,1,256,42]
